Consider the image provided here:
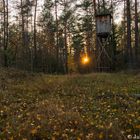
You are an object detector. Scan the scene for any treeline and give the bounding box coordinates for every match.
[0,0,140,73]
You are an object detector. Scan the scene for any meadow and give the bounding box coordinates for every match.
[0,69,140,140]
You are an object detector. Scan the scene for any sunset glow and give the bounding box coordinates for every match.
[82,56,90,64]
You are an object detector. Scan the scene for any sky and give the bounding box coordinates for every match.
[7,0,123,24]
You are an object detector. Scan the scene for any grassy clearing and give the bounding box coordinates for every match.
[0,69,140,140]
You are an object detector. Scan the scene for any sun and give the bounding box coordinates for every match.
[82,56,90,64]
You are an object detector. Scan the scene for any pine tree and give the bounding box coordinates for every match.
[126,0,132,66]
[134,0,139,63]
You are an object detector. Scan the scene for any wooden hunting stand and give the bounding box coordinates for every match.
[95,13,114,72]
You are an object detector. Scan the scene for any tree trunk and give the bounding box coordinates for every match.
[6,0,8,66]
[126,0,132,66]
[111,0,116,70]
[64,20,68,74]
[6,0,9,53]
[55,0,59,73]
[134,0,138,63]
[21,0,26,69]
[93,0,97,15]
[33,0,38,71]
[64,0,68,74]
[97,0,100,11]
[123,0,126,58]
[2,0,8,67]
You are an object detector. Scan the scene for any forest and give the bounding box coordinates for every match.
[0,0,139,73]
[0,0,140,140]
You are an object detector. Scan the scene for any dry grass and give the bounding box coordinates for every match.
[0,68,140,140]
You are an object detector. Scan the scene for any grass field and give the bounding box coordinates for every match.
[0,69,140,140]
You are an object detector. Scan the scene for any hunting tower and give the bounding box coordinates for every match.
[95,3,114,72]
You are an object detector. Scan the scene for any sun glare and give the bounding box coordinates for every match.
[82,56,90,64]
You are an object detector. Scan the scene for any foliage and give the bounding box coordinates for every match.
[0,69,140,139]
